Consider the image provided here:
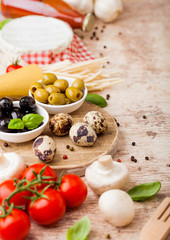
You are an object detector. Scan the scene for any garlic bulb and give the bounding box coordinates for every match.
[0,152,26,183]
[64,0,94,14]
[85,155,130,195]
[94,0,123,23]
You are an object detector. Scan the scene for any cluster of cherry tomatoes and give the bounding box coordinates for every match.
[0,164,88,240]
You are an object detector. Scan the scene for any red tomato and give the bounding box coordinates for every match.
[28,188,66,225]
[59,174,87,208]
[21,164,57,190]
[6,63,22,73]
[0,208,30,240]
[0,180,32,209]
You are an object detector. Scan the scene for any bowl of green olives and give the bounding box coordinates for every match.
[0,97,49,143]
[29,73,88,114]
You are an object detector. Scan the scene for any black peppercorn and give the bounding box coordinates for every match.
[132,142,136,146]
[106,94,110,100]
[116,122,120,127]
[4,142,8,147]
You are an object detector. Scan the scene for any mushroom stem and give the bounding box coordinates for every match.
[98,155,113,171]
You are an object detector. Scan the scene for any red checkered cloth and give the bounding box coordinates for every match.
[21,35,94,65]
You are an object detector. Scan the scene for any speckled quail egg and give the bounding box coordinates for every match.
[49,113,73,136]
[83,111,108,134]
[33,135,56,163]
[69,122,97,146]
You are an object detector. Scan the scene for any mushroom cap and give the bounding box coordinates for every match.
[99,189,135,227]
[49,113,73,136]
[0,152,26,183]
[85,155,130,195]
[69,122,97,146]
[83,111,108,134]
[33,135,56,163]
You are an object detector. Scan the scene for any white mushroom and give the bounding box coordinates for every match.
[94,0,123,23]
[33,135,56,163]
[0,152,26,183]
[99,189,135,227]
[85,155,130,195]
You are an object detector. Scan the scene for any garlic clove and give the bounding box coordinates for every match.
[85,155,130,195]
[64,0,94,14]
[94,0,123,23]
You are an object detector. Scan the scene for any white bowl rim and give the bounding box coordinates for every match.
[0,101,49,136]
[29,77,88,109]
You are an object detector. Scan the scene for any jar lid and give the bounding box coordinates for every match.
[82,13,95,32]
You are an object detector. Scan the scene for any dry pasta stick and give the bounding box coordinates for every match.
[40,58,122,91]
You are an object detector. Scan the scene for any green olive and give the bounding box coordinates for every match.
[30,82,43,94]
[72,79,85,91]
[48,93,66,105]
[65,98,71,104]
[42,73,57,85]
[65,87,82,102]
[54,79,69,92]
[44,85,61,94]
[34,89,49,103]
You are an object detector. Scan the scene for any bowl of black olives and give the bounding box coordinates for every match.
[29,74,88,114]
[0,96,49,143]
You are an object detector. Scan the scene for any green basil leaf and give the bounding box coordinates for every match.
[128,181,161,202]
[85,94,107,108]
[22,114,44,130]
[67,216,90,240]
[8,119,25,130]
[0,19,12,30]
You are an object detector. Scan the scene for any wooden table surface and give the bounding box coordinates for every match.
[0,0,170,239]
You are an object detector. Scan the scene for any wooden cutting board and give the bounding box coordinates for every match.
[0,102,118,175]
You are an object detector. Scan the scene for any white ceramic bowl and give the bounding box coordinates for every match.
[0,101,49,143]
[29,77,88,114]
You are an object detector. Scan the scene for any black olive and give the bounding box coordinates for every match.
[0,118,17,133]
[11,107,24,119]
[0,106,4,119]
[19,96,35,111]
[0,97,13,112]
[18,128,28,133]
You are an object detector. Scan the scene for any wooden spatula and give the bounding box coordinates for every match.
[140,197,170,240]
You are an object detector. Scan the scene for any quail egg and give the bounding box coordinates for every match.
[49,113,73,136]
[33,135,56,163]
[84,111,108,134]
[69,122,97,146]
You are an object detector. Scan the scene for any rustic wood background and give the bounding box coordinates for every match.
[0,0,170,239]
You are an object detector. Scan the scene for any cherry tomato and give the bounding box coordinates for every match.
[28,188,66,225]
[21,164,57,190]
[0,208,30,240]
[0,180,32,209]
[59,174,87,208]
[6,60,22,73]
